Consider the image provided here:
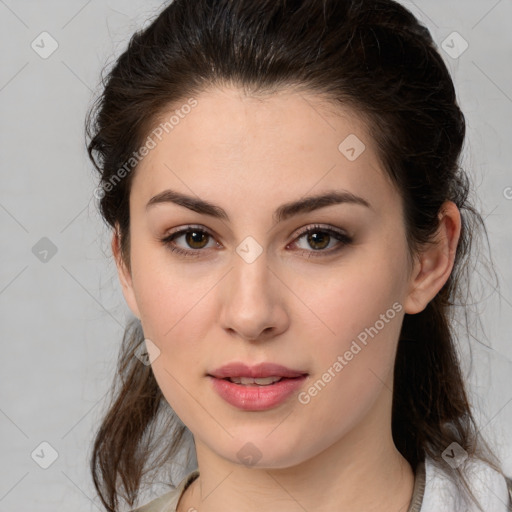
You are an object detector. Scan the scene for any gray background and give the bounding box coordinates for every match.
[0,1,511,510]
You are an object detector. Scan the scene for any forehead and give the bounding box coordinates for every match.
[148,86,371,159]
[131,86,397,213]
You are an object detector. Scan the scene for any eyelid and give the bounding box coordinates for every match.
[290,223,350,241]
[163,224,216,239]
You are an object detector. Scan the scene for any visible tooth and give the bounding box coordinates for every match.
[229,376,282,385]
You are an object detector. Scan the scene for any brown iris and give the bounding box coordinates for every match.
[307,231,330,250]
[185,230,209,249]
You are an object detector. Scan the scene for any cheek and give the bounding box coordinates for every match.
[128,244,227,386]
[289,301,403,457]
[129,240,213,340]
[292,248,407,413]
[295,246,407,351]
[130,251,217,419]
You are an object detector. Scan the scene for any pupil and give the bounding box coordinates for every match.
[308,232,329,250]
[187,231,207,248]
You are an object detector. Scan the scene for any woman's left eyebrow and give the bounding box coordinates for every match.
[146,188,372,226]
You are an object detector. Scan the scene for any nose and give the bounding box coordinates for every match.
[218,248,290,342]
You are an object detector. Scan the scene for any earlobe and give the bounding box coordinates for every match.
[112,227,141,319]
[403,201,461,314]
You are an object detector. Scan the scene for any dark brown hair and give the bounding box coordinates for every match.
[86,0,505,510]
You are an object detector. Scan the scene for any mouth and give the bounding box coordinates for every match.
[214,375,305,386]
[207,361,308,380]
[207,373,309,410]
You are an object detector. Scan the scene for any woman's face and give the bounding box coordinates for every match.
[116,86,425,467]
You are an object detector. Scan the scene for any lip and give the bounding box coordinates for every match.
[207,362,308,379]
[208,374,308,411]
[207,362,309,411]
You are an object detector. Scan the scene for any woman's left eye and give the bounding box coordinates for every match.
[290,225,352,256]
[160,224,352,258]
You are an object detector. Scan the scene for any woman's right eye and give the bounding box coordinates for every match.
[160,226,217,257]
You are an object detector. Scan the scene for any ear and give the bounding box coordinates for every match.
[403,201,461,315]
[112,226,141,319]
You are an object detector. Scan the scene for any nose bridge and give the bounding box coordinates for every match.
[231,241,273,308]
[219,239,288,340]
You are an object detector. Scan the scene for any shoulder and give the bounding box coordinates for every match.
[129,469,200,512]
[421,455,511,511]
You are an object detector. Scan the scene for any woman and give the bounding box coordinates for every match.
[86,0,512,510]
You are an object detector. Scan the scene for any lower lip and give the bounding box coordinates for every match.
[208,375,307,411]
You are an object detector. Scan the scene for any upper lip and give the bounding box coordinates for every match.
[208,362,308,379]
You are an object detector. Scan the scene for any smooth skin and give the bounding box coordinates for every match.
[112,86,461,512]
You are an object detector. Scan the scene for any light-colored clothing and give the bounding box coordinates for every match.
[131,456,512,512]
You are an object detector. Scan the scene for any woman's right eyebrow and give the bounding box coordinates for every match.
[146,188,372,226]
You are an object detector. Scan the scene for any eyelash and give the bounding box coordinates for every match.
[159,224,353,259]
